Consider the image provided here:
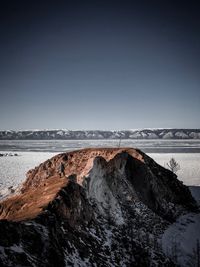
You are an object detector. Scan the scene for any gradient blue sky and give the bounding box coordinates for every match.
[0,0,200,130]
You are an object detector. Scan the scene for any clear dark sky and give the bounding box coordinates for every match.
[0,0,200,130]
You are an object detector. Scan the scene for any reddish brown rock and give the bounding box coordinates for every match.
[0,148,142,222]
[0,148,197,267]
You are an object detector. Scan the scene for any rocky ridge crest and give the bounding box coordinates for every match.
[0,148,197,266]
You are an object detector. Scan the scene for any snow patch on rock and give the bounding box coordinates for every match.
[175,131,189,138]
[162,186,200,267]
[162,132,174,139]
[84,157,124,225]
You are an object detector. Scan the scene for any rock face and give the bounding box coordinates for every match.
[0,148,198,267]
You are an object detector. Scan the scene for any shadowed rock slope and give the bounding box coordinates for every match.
[0,148,198,267]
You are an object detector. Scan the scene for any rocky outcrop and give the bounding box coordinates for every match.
[0,148,198,266]
[0,153,18,157]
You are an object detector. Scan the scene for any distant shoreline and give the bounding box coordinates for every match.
[0,139,200,153]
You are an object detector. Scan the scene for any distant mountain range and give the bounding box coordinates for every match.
[0,129,200,139]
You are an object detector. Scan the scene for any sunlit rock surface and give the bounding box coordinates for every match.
[0,148,197,266]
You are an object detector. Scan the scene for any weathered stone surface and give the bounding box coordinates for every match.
[0,148,197,266]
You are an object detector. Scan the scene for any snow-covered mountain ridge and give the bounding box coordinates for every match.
[0,129,200,139]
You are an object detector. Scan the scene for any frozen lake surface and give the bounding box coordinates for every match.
[0,139,200,153]
[0,140,200,198]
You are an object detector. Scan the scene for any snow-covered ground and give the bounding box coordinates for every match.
[0,151,57,199]
[162,186,200,267]
[148,153,200,186]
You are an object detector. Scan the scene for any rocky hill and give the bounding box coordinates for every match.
[0,148,198,266]
[0,128,200,140]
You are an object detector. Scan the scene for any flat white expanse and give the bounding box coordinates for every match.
[0,152,57,198]
[148,153,200,186]
[1,139,200,153]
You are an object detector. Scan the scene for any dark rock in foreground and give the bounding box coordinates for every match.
[0,153,18,157]
[0,148,198,266]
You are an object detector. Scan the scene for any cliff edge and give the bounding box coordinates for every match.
[0,148,198,266]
